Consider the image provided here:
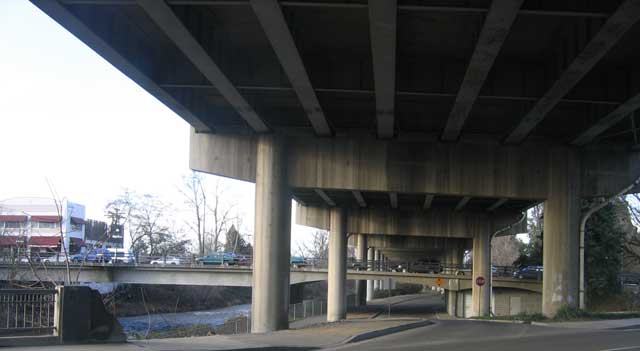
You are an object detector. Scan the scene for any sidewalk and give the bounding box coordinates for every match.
[533,318,640,330]
[7,318,431,351]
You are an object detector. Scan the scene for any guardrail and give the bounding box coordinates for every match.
[1,253,543,280]
[0,289,57,337]
[212,298,327,335]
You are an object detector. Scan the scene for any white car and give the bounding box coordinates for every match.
[41,254,68,263]
[150,256,181,265]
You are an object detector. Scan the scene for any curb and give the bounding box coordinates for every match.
[342,320,434,344]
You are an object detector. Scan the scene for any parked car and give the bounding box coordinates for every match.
[70,248,112,263]
[290,256,308,268]
[196,252,236,266]
[348,259,367,271]
[107,248,136,264]
[150,256,181,265]
[404,259,443,274]
[236,255,251,266]
[513,265,543,279]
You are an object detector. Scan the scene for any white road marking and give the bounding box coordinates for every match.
[601,346,640,351]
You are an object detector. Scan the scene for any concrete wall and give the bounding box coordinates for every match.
[455,288,542,317]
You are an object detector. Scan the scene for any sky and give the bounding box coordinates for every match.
[0,0,315,252]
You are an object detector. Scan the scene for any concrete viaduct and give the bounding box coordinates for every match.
[29,0,640,333]
[0,264,542,293]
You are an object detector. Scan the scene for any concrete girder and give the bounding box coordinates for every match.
[423,194,434,210]
[136,0,269,133]
[250,0,332,137]
[505,0,640,144]
[368,0,397,139]
[572,92,640,146]
[190,131,640,199]
[296,205,523,239]
[487,198,508,212]
[441,0,523,141]
[352,191,367,208]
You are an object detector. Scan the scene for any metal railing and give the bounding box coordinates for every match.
[0,289,57,337]
[211,298,327,336]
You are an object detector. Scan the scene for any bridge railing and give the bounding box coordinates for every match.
[211,298,327,335]
[0,289,57,337]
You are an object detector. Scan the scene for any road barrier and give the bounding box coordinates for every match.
[0,289,57,337]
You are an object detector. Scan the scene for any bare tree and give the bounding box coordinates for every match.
[491,235,521,266]
[296,230,329,259]
[179,173,237,255]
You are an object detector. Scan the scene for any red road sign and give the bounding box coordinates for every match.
[475,276,486,286]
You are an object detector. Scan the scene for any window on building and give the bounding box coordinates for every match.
[35,221,59,229]
[71,223,82,232]
[4,221,24,229]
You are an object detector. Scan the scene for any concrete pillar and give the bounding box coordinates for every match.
[328,208,348,322]
[447,290,458,316]
[543,149,580,317]
[355,234,367,306]
[366,247,375,301]
[374,249,381,290]
[471,229,491,317]
[389,279,396,290]
[251,135,291,333]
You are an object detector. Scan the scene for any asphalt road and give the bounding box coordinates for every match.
[329,320,640,351]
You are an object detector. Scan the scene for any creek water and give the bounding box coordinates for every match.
[118,303,250,335]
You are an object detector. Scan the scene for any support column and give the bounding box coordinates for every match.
[374,249,381,290]
[447,240,462,317]
[252,135,291,333]
[366,247,375,301]
[543,149,580,317]
[328,208,348,322]
[355,234,368,306]
[471,229,491,317]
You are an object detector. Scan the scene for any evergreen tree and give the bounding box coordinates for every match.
[584,201,626,300]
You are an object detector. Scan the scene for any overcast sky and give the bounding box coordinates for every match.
[0,0,315,252]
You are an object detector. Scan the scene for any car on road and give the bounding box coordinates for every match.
[290,256,308,268]
[70,248,112,263]
[150,256,181,265]
[108,248,136,264]
[513,265,543,279]
[196,252,237,266]
[399,259,443,274]
[41,254,68,263]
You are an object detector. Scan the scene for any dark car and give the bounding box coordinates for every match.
[513,266,543,280]
[70,248,112,263]
[398,258,443,274]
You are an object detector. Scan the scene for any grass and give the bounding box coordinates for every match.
[472,307,640,324]
[129,324,216,339]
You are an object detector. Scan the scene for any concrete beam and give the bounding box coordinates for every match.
[389,192,398,209]
[423,194,434,210]
[441,0,523,141]
[352,191,367,208]
[29,0,213,133]
[572,93,640,145]
[368,0,397,139]
[487,198,508,212]
[250,0,331,137]
[455,196,472,211]
[136,0,269,133]
[505,0,640,144]
[314,189,336,207]
[192,132,640,199]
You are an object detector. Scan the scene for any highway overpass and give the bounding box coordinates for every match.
[0,264,542,293]
[28,0,640,332]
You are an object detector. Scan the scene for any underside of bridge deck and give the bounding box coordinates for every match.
[29,0,640,331]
